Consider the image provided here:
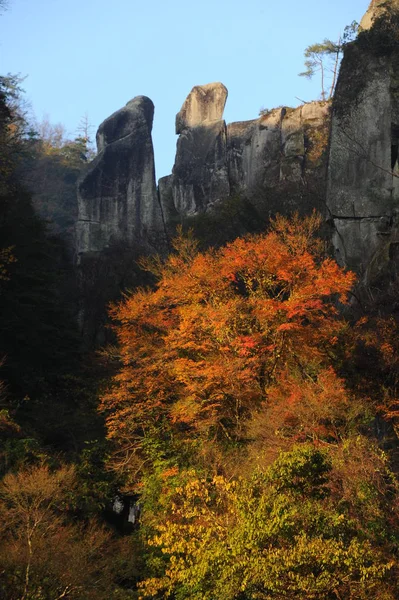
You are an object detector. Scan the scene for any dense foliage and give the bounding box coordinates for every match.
[95,214,399,598]
[141,443,398,599]
[102,214,355,482]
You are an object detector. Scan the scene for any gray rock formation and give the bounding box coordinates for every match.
[160,81,330,220]
[164,83,231,215]
[227,110,282,194]
[227,103,330,196]
[76,96,163,257]
[158,175,177,223]
[327,6,399,280]
[172,120,230,214]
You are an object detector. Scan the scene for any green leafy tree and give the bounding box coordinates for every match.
[140,443,398,600]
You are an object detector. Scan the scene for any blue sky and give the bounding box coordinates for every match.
[1,0,368,179]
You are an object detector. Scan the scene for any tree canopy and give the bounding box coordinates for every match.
[299,23,358,100]
[100,215,399,598]
[101,213,355,485]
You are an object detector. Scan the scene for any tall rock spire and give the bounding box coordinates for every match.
[76,95,163,256]
[169,83,230,215]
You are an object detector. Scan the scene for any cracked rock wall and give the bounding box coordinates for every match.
[76,84,331,262]
[161,82,330,219]
[327,6,399,282]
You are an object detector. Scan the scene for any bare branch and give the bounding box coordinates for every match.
[55,584,77,599]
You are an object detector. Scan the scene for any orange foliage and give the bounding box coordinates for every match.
[247,366,365,458]
[101,214,355,479]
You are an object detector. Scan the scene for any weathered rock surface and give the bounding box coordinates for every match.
[172,120,230,214]
[228,101,330,196]
[175,82,228,134]
[327,15,399,279]
[164,83,231,215]
[160,81,330,219]
[227,110,283,194]
[360,0,399,30]
[76,96,163,256]
[158,175,177,223]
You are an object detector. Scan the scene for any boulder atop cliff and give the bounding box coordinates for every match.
[175,82,228,134]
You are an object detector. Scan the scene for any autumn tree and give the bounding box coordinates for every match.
[101,213,355,488]
[0,464,135,599]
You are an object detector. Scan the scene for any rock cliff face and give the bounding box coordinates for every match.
[160,82,330,219]
[75,0,399,339]
[76,96,163,258]
[327,0,399,283]
[76,7,399,290]
[227,102,329,197]
[76,85,330,261]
